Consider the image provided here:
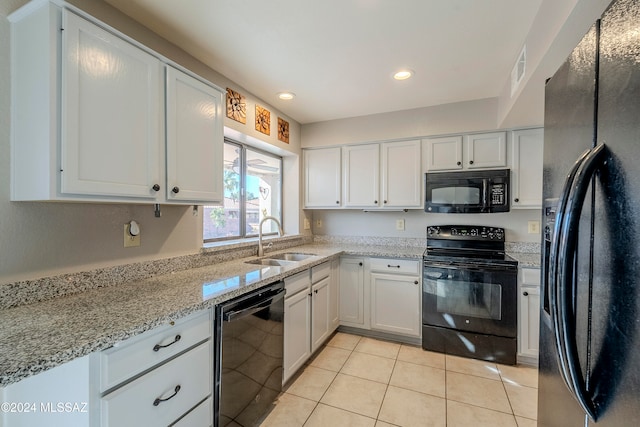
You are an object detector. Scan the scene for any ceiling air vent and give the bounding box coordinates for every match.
[511,45,526,97]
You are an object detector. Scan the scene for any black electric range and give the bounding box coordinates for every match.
[422,225,519,365]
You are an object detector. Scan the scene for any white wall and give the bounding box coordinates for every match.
[0,0,303,283]
[302,98,500,148]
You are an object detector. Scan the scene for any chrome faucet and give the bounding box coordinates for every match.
[258,216,284,257]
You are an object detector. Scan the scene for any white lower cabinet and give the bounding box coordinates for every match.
[173,396,213,427]
[518,267,541,364]
[98,309,213,427]
[338,256,421,340]
[339,257,366,328]
[101,341,211,426]
[329,259,340,331]
[370,258,421,337]
[0,309,212,427]
[311,262,333,353]
[283,271,312,384]
[283,262,338,384]
[1,355,92,427]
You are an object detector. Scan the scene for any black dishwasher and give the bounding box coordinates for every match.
[214,281,285,427]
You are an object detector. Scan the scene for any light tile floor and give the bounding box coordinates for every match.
[260,332,538,427]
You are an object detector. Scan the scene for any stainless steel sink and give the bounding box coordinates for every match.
[245,258,297,266]
[244,252,317,266]
[267,252,317,261]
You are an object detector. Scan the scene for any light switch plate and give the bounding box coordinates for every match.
[528,220,540,234]
[124,224,141,247]
[396,219,405,231]
[304,218,311,230]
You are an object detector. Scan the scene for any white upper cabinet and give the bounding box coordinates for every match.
[381,140,422,207]
[424,132,506,171]
[61,10,163,199]
[165,66,224,203]
[465,132,507,169]
[423,136,463,171]
[9,4,224,204]
[511,128,544,209]
[304,147,342,208]
[341,140,421,209]
[343,144,380,207]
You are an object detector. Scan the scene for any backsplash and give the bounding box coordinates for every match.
[505,241,541,253]
[0,235,309,310]
[0,234,538,310]
[313,235,426,248]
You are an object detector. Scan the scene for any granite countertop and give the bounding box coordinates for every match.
[508,252,541,268]
[0,243,425,387]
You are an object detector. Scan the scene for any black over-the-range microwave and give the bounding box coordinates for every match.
[424,169,510,213]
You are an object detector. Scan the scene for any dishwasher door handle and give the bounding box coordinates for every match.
[223,288,285,322]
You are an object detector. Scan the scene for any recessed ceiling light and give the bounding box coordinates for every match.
[393,70,414,80]
[278,92,295,100]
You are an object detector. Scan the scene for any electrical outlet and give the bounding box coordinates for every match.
[304,218,311,230]
[396,219,405,231]
[124,224,141,247]
[528,220,540,234]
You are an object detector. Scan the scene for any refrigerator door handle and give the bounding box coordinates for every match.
[549,147,592,399]
[556,142,607,421]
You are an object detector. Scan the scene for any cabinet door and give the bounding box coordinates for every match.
[370,273,421,337]
[423,136,463,171]
[329,259,340,331]
[381,140,422,207]
[2,356,91,427]
[166,66,224,203]
[511,128,543,208]
[519,285,540,359]
[61,10,163,199]
[283,290,311,383]
[465,132,507,169]
[304,148,341,208]
[311,277,331,352]
[339,258,365,326]
[343,144,380,207]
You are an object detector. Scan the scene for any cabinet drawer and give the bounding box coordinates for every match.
[100,310,211,392]
[311,262,331,283]
[285,270,310,296]
[520,268,541,286]
[102,341,212,427]
[370,258,419,275]
[173,395,212,427]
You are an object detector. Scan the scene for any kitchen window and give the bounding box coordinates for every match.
[203,139,282,242]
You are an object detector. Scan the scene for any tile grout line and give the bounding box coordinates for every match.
[300,335,364,425]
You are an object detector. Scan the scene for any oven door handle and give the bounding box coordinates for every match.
[554,143,606,421]
[424,261,515,272]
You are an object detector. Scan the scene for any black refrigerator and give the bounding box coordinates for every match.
[539,0,640,425]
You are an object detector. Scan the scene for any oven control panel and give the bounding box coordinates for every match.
[427,225,505,241]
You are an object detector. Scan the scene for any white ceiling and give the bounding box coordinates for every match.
[104,0,544,124]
